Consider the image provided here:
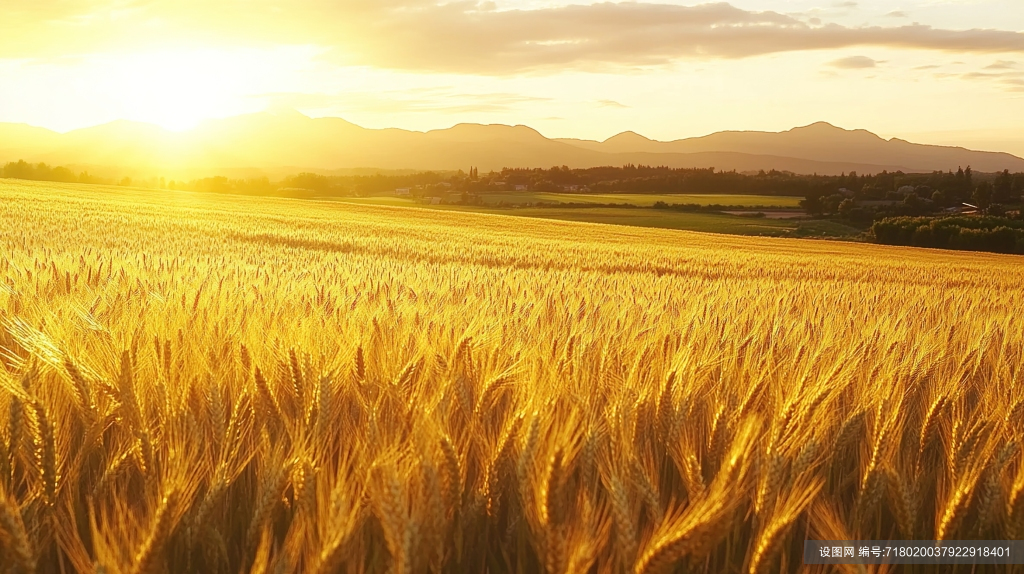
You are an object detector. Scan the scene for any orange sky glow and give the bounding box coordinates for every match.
[2,1,1024,154]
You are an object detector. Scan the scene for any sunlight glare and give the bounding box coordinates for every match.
[78,47,317,131]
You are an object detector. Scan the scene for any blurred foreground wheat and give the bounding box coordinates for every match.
[1,179,1023,573]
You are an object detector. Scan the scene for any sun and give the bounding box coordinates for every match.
[94,49,250,131]
[84,48,279,131]
[1,44,325,133]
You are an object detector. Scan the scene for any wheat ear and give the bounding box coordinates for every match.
[0,491,35,574]
[132,489,179,574]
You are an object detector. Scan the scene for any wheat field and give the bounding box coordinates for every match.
[0,179,1022,573]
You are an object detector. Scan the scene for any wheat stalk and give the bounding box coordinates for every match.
[607,473,638,567]
[0,490,34,574]
[748,478,822,574]
[132,489,179,574]
[27,396,57,509]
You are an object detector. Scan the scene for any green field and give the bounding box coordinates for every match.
[477,192,803,207]
[335,195,424,206]
[341,192,802,208]
[497,207,860,237]
[330,196,859,238]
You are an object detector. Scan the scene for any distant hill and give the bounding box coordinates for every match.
[555,122,1024,173]
[1,112,1022,177]
[0,123,62,161]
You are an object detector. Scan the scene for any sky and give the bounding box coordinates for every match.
[2,1,1024,154]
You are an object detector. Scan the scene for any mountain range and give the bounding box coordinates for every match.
[2,110,1022,178]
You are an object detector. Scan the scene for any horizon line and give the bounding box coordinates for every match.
[0,112,1006,155]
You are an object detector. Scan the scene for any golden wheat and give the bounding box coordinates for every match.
[0,178,1023,573]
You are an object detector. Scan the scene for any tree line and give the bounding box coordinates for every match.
[872,215,1024,254]
[498,165,1024,199]
[4,160,1024,207]
[1,160,112,185]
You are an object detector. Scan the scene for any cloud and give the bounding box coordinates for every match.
[885,11,908,18]
[954,65,1024,93]
[827,56,878,69]
[962,72,1004,80]
[346,4,1024,74]
[6,1,1024,74]
[985,60,1017,69]
[597,99,629,108]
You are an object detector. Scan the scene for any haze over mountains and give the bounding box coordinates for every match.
[2,110,1023,178]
